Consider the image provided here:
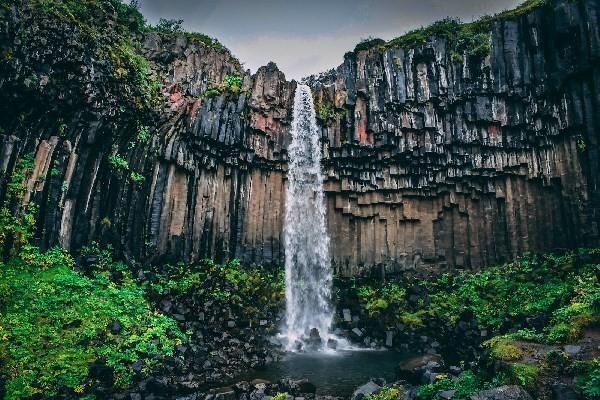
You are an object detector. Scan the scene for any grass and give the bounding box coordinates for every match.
[352,0,549,60]
[0,247,184,399]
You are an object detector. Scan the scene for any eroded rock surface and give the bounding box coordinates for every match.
[1,0,599,276]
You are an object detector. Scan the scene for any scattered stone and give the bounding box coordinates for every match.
[343,309,352,322]
[397,354,443,384]
[438,390,455,399]
[564,345,581,355]
[351,381,381,400]
[108,320,122,334]
[385,331,393,347]
[352,328,363,338]
[327,338,338,350]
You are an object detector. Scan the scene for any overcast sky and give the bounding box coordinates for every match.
[138,0,523,80]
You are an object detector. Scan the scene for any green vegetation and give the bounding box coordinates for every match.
[0,250,184,399]
[348,250,599,344]
[108,154,129,171]
[353,0,549,60]
[417,371,482,399]
[204,74,245,98]
[0,164,184,399]
[575,358,600,397]
[129,171,146,184]
[364,386,404,400]
[0,154,36,255]
[484,337,525,361]
[272,392,289,400]
[145,258,284,314]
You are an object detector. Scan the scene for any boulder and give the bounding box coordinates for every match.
[351,381,381,400]
[396,354,443,384]
[470,386,532,400]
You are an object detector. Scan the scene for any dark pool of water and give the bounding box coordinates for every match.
[239,350,408,397]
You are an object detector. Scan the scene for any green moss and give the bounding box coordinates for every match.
[484,337,525,361]
[506,363,539,390]
[417,371,482,399]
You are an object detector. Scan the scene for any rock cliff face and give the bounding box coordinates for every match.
[1,0,598,276]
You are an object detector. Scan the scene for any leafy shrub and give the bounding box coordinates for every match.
[129,171,146,184]
[506,363,539,390]
[356,282,406,317]
[0,246,184,399]
[136,125,150,143]
[417,371,482,399]
[204,74,244,98]
[575,358,600,398]
[365,386,402,400]
[108,154,129,171]
[153,18,184,34]
[0,154,37,255]
[272,392,289,400]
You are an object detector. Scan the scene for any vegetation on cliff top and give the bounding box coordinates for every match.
[352,0,548,59]
[0,0,237,144]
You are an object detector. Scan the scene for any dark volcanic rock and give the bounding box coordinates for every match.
[1,0,598,278]
[470,385,533,400]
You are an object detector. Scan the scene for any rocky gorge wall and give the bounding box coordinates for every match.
[1,0,599,276]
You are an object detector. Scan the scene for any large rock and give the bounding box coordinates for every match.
[351,381,381,400]
[396,354,443,384]
[2,0,599,277]
[470,386,533,400]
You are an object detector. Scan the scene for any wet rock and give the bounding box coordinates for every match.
[343,309,352,322]
[108,321,122,334]
[438,390,455,399]
[396,354,443,384]
[563,345,581,355]
[352,328,364,338]
[327,338,338,350]
[351,381,381,400]
[551,383,580,400]
[385,331,393,347]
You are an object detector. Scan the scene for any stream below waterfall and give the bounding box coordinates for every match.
[237,350,410,397]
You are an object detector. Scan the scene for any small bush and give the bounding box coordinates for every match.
[108,154,129,171]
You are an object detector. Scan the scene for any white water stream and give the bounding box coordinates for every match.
[282,84,334,351]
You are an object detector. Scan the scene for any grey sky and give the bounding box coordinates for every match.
[138,0,523,80]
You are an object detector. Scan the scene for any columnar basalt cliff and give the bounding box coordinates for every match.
[1,0,598,276]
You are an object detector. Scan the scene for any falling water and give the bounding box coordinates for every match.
[283,84,334,351]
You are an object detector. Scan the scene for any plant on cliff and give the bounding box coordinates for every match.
[353,0,548,60]
[108,154,129,171]
[575,358,600,397]
[0,154,37,257]
[204,74,245,98]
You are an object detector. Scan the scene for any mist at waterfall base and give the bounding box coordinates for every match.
[281,84,337,351]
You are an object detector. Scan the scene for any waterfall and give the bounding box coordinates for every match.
[283,84,334,351]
